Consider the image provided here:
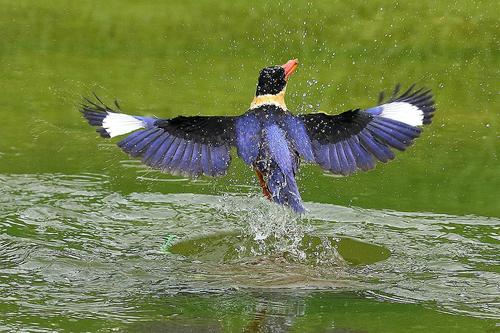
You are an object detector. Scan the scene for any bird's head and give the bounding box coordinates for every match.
[251,59,299,110]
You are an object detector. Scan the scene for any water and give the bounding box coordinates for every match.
[1,174,498,331]
[1,1,499,331]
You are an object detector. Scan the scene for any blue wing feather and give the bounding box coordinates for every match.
[235,114,261,165]
[160,137,181,171]
[283,115,315,162]
[115,122,233,177]
[129,128,164,157]
[149,135,174,167]
[188,143,202,176]
[169,140,188,172]
[328,144,341,174]
[177,142,194,174]
[143,133,169,165]
[215,146,231,175]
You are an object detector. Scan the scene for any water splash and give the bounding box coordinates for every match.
[218,194,309,260]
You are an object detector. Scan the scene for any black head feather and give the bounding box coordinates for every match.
[255,66,286,96]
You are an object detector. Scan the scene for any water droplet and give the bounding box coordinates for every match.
[306,79,318,87]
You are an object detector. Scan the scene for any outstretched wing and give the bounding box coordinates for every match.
[80,97,236,177]
[295,85,436,175]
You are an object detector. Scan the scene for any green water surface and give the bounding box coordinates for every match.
[0,1,499,332]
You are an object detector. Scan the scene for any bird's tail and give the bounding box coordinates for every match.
[255,125,305,213]
[268,163,304,213]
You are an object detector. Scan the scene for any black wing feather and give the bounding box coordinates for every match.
[154,116,236,145]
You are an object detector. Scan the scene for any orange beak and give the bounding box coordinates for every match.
[282,59,299,80]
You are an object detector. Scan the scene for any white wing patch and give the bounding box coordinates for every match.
[102,112,145,138]
[379,102,424,126]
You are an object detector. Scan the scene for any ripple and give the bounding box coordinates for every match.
[0,173,499,323]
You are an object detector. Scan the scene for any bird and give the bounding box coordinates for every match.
[80,59,435,213]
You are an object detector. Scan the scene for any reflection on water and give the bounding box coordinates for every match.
[0,174,499,331]
[168,232,390,266]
